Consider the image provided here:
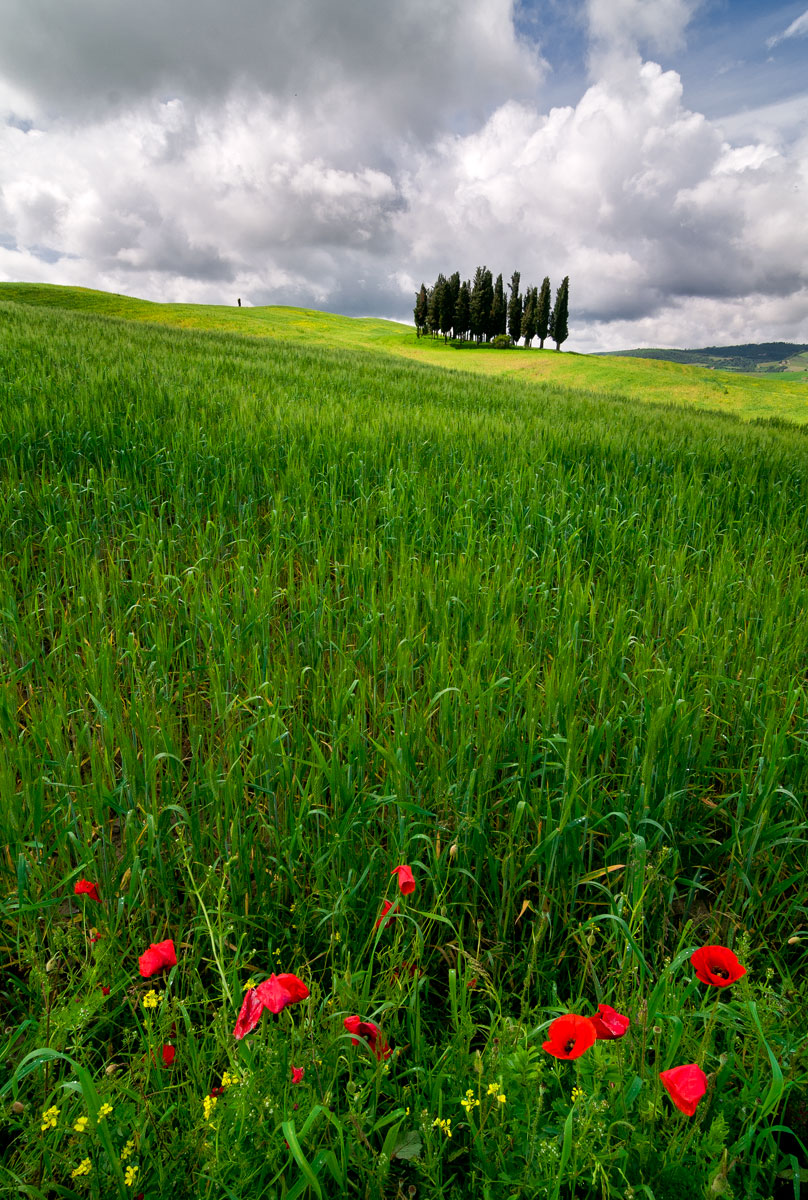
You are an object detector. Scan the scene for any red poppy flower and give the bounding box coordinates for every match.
[100,986,110,996]
[590,1004,630,1040]
[74,879,100,902]
[690,945,746,988]
[138,938,177,978]
[375,900,396,931]
[391,865,415,895]
[208,1086,225,1098]
[161,1044,175,1067]
[232,973,309,1039]
[233,985,265,1040]
[344,1015,392,1060]
[256,973,310,1014]
[659,1064,708,1116]
[291,1065,305,1084]
[542,1014,597,1060]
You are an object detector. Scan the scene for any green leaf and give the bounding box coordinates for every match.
[282,1119,323,1200]
[392,1129,422,1162]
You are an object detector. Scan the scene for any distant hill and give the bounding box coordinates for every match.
[599,342,808,375]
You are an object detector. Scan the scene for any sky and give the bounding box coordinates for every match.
[1,0,807,351]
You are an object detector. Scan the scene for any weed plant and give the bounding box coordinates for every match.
[0,298,807,1198]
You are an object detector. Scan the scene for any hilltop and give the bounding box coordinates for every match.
[1,282,807,424]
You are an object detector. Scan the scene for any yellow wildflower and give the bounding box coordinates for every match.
[120,1137,136,1162]
[71,1157,92,1178]
[571,1086,585,1104]
[203,1094,218,1123]
[124,1164,139,1186]
[221,1070,240,1089]
[461,1088,480,1114]
[97,1102,113,1121]
[432,1116,452,1138]
[40,1105,60,1131]
[73,1115,89,1133]
[142,990,160,1010]
[486,1082,500,1097]
[498,1093,506,1104]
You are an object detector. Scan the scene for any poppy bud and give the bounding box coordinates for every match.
[391,865,416,895]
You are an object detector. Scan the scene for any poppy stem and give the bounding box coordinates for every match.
[698,991,723,1066]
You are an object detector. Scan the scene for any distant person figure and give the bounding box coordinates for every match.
[237,298,241,307]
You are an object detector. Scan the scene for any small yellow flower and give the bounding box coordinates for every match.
[486,1082,500,1097]
[124,1164,139,1186]
[571,1086,585,1104]
[203,1094,218,1123]
[73,1115,89,1133]
[142,990,160,1010]
[245,977,257,990]
[71,1157,92,1178]
[97,1102,113,1121]
[333,931,341,943]
[120,1137,136,1162]
[432,1116,452,1138]
[221,1070,239,1089]
[40,1105,60,1131]
[497,1093,506,1104]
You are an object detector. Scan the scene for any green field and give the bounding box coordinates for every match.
[1,285,807,1199]
[3,282,807,425]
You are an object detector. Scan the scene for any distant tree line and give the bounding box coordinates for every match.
[414,269,569,350]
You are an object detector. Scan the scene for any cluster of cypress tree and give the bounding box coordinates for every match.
[413,269,569,349]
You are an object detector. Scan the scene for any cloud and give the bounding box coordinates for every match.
[585,0,700,80]
[767,7,808,49]
[396,57,808,346]
[0,0,541,137]
[0,0,806,350]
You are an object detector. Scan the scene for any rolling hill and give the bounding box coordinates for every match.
[1,281,807,424]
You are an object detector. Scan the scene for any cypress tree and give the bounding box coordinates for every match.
[521,286,537,347]
[490,272,505,340]
[447,272,461,332]
[414,284,428,337]
[439,276,455,341]
[551,276,569,350]
[428,274,446,338]
[470,267,482,343]
[482,269,495,339]
[507,271,522,344]
[536,276,551,349]
[472,267,494,343]
[455,280,471,341]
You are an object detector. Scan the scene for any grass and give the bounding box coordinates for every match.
[0,289,807,1198]
[2,282,808,425]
